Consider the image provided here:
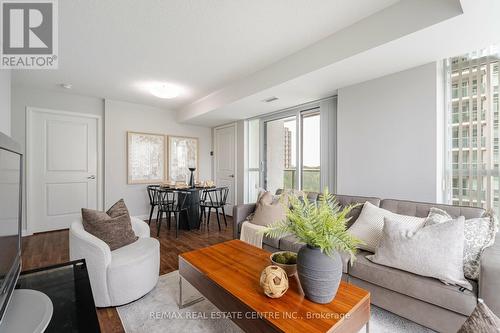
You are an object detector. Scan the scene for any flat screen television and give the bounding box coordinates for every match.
[0,132,22,324]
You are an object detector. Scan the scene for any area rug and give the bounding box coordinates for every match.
[117,271,435,333]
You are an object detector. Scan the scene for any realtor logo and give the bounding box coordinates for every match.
[1,0,58,69]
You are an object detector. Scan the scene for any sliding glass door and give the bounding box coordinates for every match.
[263,108,320,193]
[301,111,321,192]
[264,116,297,193]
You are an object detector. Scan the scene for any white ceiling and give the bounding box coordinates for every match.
[13,0,500,127]
[12,0,398,110]
[179,0,500,126]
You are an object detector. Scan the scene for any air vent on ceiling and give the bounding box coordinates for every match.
[262,96,279,103]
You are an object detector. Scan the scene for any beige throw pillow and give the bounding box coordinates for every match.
[250,191,288,227]
[82,199,138,251]
[367,217,472,290]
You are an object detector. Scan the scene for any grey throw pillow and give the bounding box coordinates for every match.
[82,199,138,251]
[367,217,472,290]
[458,299,500,333]
[425,207,498,280]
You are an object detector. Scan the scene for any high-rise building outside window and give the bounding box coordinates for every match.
[446,45,500,214]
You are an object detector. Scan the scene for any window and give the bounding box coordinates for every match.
[463,151,470,165]
[452,151,459,169]
[452,83,459,99]
[244,98,335,200]
[452,104,459,123]
[301,112,321,192]
[462,81,469,98]
[263,107,322,193]
[265,116,297,194]
[472,79,478,95]
[452,127,459,148]
[462,100,470,122]
[447,45,500,215]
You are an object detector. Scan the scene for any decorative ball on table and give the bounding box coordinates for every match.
[259,265,289,298]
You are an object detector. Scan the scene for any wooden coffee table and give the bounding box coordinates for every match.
[179,240,370,333]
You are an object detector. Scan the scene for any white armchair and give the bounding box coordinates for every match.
[69,217,159,307]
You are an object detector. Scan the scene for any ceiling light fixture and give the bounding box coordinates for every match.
[149,82,182,99]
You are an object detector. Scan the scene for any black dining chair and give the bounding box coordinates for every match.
[156,189,191,238]
[146,185,160,225]
[199,187,229,231]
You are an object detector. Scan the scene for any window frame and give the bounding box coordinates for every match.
[300,110,321,193]
[245,119,261,203]
[259,101,324,193]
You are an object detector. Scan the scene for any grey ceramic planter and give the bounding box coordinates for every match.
[297,245,342,304]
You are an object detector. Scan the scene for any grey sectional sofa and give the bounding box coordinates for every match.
[233,192,500,333]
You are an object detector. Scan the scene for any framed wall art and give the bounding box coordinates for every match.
[167,136,199,182]
[127,131,165,184]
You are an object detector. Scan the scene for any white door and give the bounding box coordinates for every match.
[214,124,236,215]
[28,108,100,233]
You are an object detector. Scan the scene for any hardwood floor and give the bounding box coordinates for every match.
[21,213,234,333]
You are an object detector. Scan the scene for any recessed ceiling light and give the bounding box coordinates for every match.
[60,83,72,89]
[150,82,182,99]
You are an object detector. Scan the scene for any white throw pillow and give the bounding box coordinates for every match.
[367,217,472,290]
[348,202,426,252]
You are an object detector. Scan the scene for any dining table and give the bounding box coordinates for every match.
[156,186,222,230]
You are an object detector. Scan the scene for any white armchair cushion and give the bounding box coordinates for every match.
[70,220,113,306]
[131,217,151,238]
[107,237,160,305]
[69,217,159,307]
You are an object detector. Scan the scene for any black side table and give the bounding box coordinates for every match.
[16,260,100,333]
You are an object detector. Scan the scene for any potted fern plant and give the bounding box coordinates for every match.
[264,189,362,304]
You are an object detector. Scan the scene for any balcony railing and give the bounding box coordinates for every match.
[283,168,320,192]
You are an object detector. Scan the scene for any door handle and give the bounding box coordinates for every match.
[229,174,234,178]
[87,175,96,180]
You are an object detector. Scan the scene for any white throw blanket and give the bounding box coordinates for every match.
[240,221,266,248]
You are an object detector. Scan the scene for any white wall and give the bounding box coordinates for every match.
[105,99,212,217]
[0,71,11,135]
[10,87,213,230]
[11,86,104,148]
[10,85,104,232]
[337,62,444,202]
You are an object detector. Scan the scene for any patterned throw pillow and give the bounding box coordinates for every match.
[82,199,138,251]
[458,299,500,333]
[348,202,426,252]
[425,207,498,280]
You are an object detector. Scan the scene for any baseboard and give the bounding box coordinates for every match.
[133,215,149,221]
[22,229,33,237]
